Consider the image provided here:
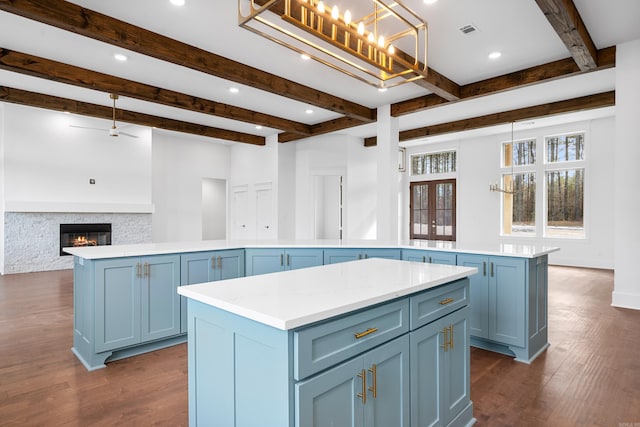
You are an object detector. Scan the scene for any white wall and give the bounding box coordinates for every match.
[3,104,152,205]
[613,38,640,310]
[0,103,5,270]
[202,178,227,240]
[405,116,616,269]
[152,130,231,242]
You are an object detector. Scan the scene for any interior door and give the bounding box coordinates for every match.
[410,180,456,241]
[256,184,274,240]
[232,187,249,239]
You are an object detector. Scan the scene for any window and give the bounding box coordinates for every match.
[500,131,586,239]
[411,150,456,176]
[410,180,456,241]
[502,138,536,236]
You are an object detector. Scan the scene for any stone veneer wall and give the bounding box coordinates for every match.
[3,212,152,274]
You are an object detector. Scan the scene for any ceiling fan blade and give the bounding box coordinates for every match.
[69,125,108,132]
[118,131,139,138]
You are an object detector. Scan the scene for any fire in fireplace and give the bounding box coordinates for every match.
[60,223,112,256]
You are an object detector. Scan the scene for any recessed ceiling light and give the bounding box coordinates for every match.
[300,53,311,61]
[305,109,314,114]
[113,53,128,61]
[423,0,438,4]
[229,87,240,94]
[170,0,185,6]
[255,125,263,130]
[378,86,388,93]
[488,51,502,60]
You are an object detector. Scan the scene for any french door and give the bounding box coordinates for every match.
[410,180,456,241]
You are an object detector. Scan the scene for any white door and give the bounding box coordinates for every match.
[256,185,274,240]
[314,175,343,240]
[232,187,249,240]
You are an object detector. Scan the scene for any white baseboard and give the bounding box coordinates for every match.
[611,291,640,311]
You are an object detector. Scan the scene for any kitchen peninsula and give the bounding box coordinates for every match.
[65,240,557,372]
[178,258,478,426]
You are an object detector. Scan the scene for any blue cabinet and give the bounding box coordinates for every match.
[401,249,457,265]
[94,255,181,353]
[72,254,185,370]
[410,306,471,427]
[184,277,472,426]
[296,335,410,427]
[323,248,401,265]
[180,249,244,332]
[457,254,548,363]
[245,248,323,276]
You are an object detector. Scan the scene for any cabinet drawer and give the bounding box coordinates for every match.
[410,279,469,330]
[294,299,409,380]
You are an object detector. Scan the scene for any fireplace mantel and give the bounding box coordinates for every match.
[3,201,154,214]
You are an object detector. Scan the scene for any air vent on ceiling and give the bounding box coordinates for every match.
[459,24,478,35]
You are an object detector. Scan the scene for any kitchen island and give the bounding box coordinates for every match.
[178,258,478,427]
[66,239,556,370]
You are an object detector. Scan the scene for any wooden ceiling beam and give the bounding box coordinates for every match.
[364,91,614,146]
[0,0,375,122]
[392,46,615,117]
[0,86,265,145]
[278,116,370,143]
[534,0,599,71]
[0,48,311,136]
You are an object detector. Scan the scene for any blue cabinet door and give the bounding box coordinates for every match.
[181,250,245,332]
[94,258,140,353]
[403,249,456,265]
[457,254,489,339]
[442,307,470,425]
[285,249,323,271]
[140,255,181,342]
[411,306,470,426]
[489,257,526,347]
[363,248,401,260]
[364,335,410,427]
[410,313,444,427]
[323,248,360,265]
[245,248,285,276]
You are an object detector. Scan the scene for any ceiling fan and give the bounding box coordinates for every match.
[69,93,138,138]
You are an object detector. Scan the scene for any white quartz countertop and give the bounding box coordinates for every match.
[64,239,558,259]
[177,258,478,330]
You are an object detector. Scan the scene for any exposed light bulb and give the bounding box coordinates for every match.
[357,22,365,35]
[344,10,351,25]
[388,45,395,55]
[317,1,325,13]
[368,33,375,43]
[377,35,385,47]
[331,5,339,20]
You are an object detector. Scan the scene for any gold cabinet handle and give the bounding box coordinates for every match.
[441,327,449,352]
[145,262,150,278]
[439,297,455,305]
[211,256,216,269]
[449,325,454,349]
[217,256,222,270]
[357,369,367,404]
[136,263,141,278]
[368,364,377,399]
[354,327,378,339]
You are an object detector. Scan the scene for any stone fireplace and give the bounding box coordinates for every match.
[3,212,152,274]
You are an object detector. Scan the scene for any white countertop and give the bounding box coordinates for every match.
[64,239,558,259]
[177,258,478,330]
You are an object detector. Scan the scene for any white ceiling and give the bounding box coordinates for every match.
[0,0,639,142]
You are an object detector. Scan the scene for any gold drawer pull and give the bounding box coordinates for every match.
[439,297,455,305]
[354,327,378,339]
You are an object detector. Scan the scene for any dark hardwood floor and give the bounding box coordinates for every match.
[1,266,638,426]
